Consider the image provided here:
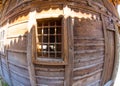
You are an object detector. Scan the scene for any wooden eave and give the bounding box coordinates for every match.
[0,0,2,13]
[109,0,120,5]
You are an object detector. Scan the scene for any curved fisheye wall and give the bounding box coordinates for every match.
[0,0,119,86]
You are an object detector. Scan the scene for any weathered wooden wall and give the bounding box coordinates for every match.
[0,0,119,86]
[73,14,104,86]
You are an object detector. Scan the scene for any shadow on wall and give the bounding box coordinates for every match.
[0,3,118,86]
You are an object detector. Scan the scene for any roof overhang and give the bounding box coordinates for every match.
[109,0,120,5]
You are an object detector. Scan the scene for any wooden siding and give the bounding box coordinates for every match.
[73,12,104,85]
[35,65,65,86]
[0,0,119,86]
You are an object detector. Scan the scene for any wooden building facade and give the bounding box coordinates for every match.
[0,0,120,86]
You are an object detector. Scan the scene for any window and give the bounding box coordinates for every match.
[36,18,63,61]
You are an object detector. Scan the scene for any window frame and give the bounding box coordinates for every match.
[33,17,67,65]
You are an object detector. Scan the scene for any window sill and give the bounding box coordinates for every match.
[33,58,67,65]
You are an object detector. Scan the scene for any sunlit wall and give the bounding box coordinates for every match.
[114,5,120,86]
[117,5,120,16]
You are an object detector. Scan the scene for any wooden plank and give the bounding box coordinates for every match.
[73,69,103,81]
[74,55,104,63]
[74,37,104,40]
[74,49,104,54]
[27,11,36,86]
[73,72,102,86]
[8,60,28,69]
[35,76,64,80]
[64,16,74,86]
[106,30,115,82]
[7,52,27,67]
[74,43,104,46]
[7,49,27,53]
[100,14,116,86]
[35,67,64,72]
[4,21,13,86]
[73,61,103,71]
[33,60,66,66]
[27,30,36,86]
[36,78,64,86]
[6,48,13,86]
[63,16,69,86]
[10,69,29,79]
[7,37,27,51]
[11,78,25,86]
[10,73,30,86]
[111,23,120,81]
[68,17,74,86]
[100,14,108,86]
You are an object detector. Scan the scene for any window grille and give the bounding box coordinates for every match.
[36,18,62,61]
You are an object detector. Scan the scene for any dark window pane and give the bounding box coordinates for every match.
[38,28,42,34]
[44,21,48,26]
[56,28,61,34]
[50,28,55,34]
[37,22,42,27]
[38,36,42,43]
[43,36,48,43]
[50,52,55,58]
[56,20,61,26]
[50,21,55,26]
[56,36,61,42]
[56,44,61,51]
[44,28,48,34]
[50,36,55,43]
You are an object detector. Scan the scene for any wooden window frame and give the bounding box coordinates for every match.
[33,17,67,65]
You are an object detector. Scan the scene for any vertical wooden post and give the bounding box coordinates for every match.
[100,14,108,86]
[101,14,117,86]
[64,6,74,86]
[27,10,36,86]
[67,17,74,86]
[112,23,120,82]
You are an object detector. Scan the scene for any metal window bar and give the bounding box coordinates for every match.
[37,18,62,60]
[48,22,50,58]
[41,23,44,57]
[55,22,57,58]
